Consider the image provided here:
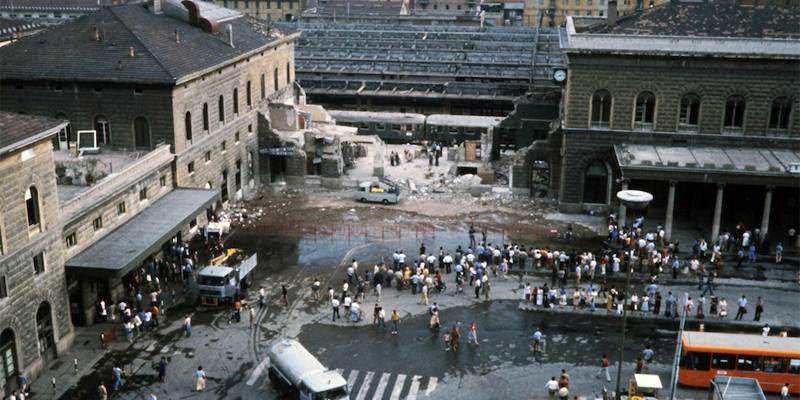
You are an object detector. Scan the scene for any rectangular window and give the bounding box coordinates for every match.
[159,175,167,187]
[0,227,3,255]
[681,352,710,371]
[761,357,788,373]
[235,131,240,143]
[205,151,212,162]
[32,252,45,275]
[189,218,198,230]
[134,88,144,95]
[260,74,266,99]
[65,232,77,248]
[92,216,103,231]
[712,353,736,370]
[117,201,126,215]
[736,355,760,371]
[54,85,63,92]
[789,359,800,374]
[188,161,195,174]
[221,141,227,152]
[274,67,279,91]
[0,275,7,298]
[139,187,148,201]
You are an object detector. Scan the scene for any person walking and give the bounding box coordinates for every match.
[97,382,108,400]
[183,314,192,337]
[734,295,748,320]
[281,285,289,306]
[642,345,655,371]
[331,298,340,322]
[112,365,123,391]
[595,354,611,382]
[558,386,569,400]
[312,278,321,300]
[754,296,764,321]
[467,322,479,346]
[258,286,266,308]
[390,310,400,334]
[195,366,207,391]
[249,306,256,329]
[158,356,167,382]
[775,242,784,264]
[545,376,560,400]
[781,383,790,400]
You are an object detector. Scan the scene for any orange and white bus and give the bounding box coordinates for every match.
[679,331,800,394]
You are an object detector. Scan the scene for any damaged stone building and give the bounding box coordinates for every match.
[0,0,302,393]
[512,0,800,244]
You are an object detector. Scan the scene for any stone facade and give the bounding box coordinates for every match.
[0,139,74,396]
[563,55,800,136]
[208,0,305,22]
[0,82,174,151]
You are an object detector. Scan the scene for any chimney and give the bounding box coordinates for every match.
[93,25,100,41]
[607,0,618,27]
[174,29,181,43]
[129,46,135,57]
[227,24,235,48]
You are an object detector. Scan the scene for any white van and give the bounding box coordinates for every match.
[268,339,349,400]
[354,179,401,204]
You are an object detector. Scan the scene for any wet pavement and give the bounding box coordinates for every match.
[44,191,798,400]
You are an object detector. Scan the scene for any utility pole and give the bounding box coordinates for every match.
[613,254,633,399]
[668,292,689,400]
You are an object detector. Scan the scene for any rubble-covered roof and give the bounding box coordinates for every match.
[0,1,296,84]
[0,111,67,155]
[0,18,43,40]
[593,2,800,39]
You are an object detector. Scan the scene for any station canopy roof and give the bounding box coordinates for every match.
[66,188,218,278]
[615,144,800,184]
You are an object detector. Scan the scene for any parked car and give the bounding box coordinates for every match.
[355,179,401,204]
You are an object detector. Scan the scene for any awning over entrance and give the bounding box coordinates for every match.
[66,188,218,278]
[614,144,800,185]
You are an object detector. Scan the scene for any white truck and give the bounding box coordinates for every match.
[193,250,257,306]
[268,339,349,400]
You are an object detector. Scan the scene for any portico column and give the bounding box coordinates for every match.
[618,180,629,227]
[711,183,725,243]
[664,180,677,241]
[758,185,774,242]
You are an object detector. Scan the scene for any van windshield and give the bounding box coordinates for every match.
[197,276,226,286]
[316,386,348,400]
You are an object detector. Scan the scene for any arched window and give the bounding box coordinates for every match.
[133,116,150,148]
[583,162,609,204]
[94,115,110,144]
[185,111,193,142]
[218,95,225,123]
[25,186,41,228]
[246,81,252,106]
[723,95,745,133]
[233,89,239,115]
[678,94,700,131]
[633,91,656,130]
[202,103,209,131]
[768,96,792,131]
[0,328,18,390]
[590,90,611,128]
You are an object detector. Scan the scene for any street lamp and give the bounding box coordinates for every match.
[614,189,653,399]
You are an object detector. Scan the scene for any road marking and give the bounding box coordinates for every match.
[389,374,406,400]
[424,377,438,396]
[145,341,157,352]
[372,373,391,400]
[355,371,374,400]
[406,375,421,400]
[246,358,270,386]
[347,369,360,391]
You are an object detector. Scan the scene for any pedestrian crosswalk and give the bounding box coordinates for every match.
[336,369,440,400]
[249,361,440,399]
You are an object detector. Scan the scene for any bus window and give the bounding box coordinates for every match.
[391,124,401,131]
[712,353,736,370]
[736,355,761,371]
[762,357,788,373]
[376,123,386,131]
[681,352,710,371]
[789,359,800,374]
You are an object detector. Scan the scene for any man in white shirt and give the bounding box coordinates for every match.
[331,298,340,321]
[734,295,748,320]
[544,377,559,400]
